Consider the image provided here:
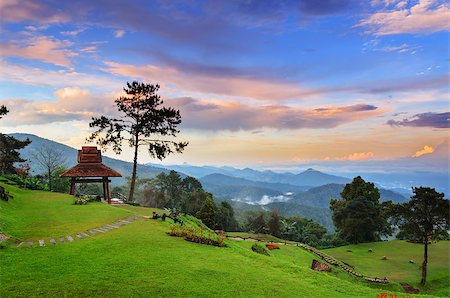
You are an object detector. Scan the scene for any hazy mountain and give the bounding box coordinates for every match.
[158,164,352,187]
[291,183,408,209]
[283,168,351,187]
[9,133,172,186]
[200,173,310,204]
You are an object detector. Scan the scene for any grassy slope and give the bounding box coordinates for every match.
[0,183,444,297]
[324,241,450,297]
[0,182,133,241]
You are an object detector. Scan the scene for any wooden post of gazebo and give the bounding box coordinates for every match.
[60,146,122,204]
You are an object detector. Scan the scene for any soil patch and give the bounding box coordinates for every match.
[400,283,419,294]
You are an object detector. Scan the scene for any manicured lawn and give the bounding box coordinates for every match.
[323,240,450,297]
[0,182,446,297]
[1,219,416,298]
[0,182,135,241]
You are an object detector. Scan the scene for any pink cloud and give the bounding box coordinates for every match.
[357,0,450,35]
[0,36,77,67]
[101,61,316,101]
[0,0,69,23]
[0,91,382,131]
[170,97,382,131]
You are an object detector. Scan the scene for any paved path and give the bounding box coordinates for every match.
[17,215,142,249]
[227,236,389,284]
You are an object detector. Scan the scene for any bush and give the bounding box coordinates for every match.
[169,226,225,247]
[252,243,270,256]
[74,198,88,205]
[4,174,48,190]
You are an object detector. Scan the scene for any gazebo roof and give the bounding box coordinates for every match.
[60,163,122,177]
[60,146,122,178]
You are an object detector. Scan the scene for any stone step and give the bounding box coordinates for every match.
[38,240,45,247]
[50,239,56,245]
[66,236,74,242]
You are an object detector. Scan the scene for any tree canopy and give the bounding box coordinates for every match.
[0,106,31,174]
[391,187,449,285]
[87,81,188,202]
[330,176,390,244]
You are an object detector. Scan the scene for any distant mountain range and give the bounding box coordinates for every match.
[9,133,438,232]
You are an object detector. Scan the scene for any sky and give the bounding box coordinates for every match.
[0,0,448,170]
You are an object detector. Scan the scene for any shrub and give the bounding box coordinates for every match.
[169,226,225,247]
[74,198,88,205]
[266,243,280,250]
[252,243,270,256]
[4,174,48,190]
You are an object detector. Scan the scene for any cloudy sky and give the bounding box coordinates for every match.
[0,0,448,169]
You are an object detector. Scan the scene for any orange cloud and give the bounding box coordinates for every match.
[336,152,374,161]
[413,145,434,157]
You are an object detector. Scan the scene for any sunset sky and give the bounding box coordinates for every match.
[0,0,448,169]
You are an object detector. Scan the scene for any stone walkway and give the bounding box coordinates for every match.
[17,215,142,248]
[227,236,389,284]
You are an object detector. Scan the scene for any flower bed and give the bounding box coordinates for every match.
[265,243,280,250]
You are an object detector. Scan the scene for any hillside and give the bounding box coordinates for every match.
[0,182,424,297]
[9,133,173,186]
[325,241,450,297]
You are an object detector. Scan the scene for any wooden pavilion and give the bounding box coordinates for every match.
[60,146,122,204]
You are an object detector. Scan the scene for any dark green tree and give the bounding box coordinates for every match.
[330,176,389,244]
[249,212,266,233]
[88,81,188,202]
[391,187,449,286]
[0,107,31,174]
[164,170,183,210]
[51,166,71,193]
[216,201,237,231]
[196,195,217,229]
[268,211,282,237]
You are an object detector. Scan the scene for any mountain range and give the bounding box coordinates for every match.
[8,133,440,231]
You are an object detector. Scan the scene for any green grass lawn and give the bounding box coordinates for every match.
[323,240,450,297]
[0,182,447,297]
[0,182,135,241]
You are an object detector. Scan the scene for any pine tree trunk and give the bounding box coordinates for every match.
[128,135,139,203]
[421,235,428,286]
